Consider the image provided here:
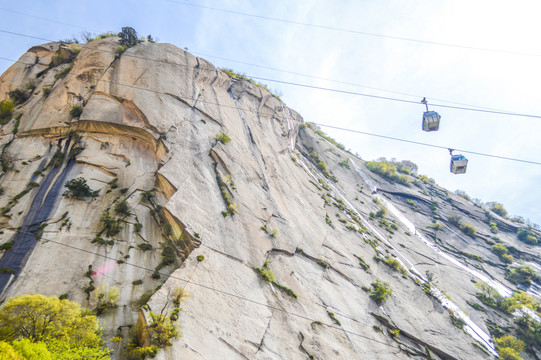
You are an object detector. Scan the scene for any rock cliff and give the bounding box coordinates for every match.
[0,36,539,359]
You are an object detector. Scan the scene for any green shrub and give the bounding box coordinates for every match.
[255,261,298,298]
[517,228,538,245]
[338,159,350,169]
[515,315,541,352]
[375,208,387,218]
[114,199,130,216]
[494,335,524,359]
[216,175,238,216]
[92,284,119,315]
[382,256,406,274]
[0,242,13,251]
[366,160,410,186]
[196,255,205,262]
[125,344,159,360]
[353,254,370,270]
[138,243,152,251]
[448,309,466,329]
[116,45,126,54]
[42,87,51,97]
[63,177,99,199]
[156,246,176,270]
[8,89,29,105]
[132,279,143,285]
[506,265,539,286]
[147,311,178,347]
[54,64,72,80]
[327,311,341,326]
[370,281,392,305]
[492,243,513,263]
[460,223,477,238]
[448,214,461,226]
[99,210,122,237]
[69,106,82,118]
[309,152,337,182]
[489,203,508,218]
[256,261,275,282]
[0,100,14,124]
[216,132,230,144]
[501,291,539,313]
[9,112,18,133]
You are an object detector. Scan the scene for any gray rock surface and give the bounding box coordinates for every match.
[0,37,539,359]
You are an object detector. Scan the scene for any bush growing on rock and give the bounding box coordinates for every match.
[215,132,230,144]
[91,284,119,315]
[489,202,508,218]
[69,106,82,118]
[369,281,392,305]
[460,223,477,238]
[0,100,13,124]
[492,243,513,263]
[517,228,538,245]
[366,160,410,187]
[506,265,539,286]
[99,210,122,238]
[8,89,29,105]
[114,199,130,217]
[63,177,99,199]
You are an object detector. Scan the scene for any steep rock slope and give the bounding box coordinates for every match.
[0,37,539,359]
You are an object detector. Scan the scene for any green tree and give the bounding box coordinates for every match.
[118,27,138,47]
[0,341,23,360]
[497,347,522,360]
[502,291,540,313]
[63,177,99,199]
[47,338,110,359]
[0,294,101,344]
[495,335,524,359]
[495,335,524,353]
[11,339,52,360]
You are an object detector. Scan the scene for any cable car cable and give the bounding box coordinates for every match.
[0,55,539,166]
[0,7,521,112]
[252,77,541,119]
[312,123,541,166]
[162,0,541,57]
[1,29,540,119]
[9,230,402,350]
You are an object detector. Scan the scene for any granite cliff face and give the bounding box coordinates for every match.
[0,37,539,359]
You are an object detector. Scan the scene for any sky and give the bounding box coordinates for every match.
[1,0,540,224]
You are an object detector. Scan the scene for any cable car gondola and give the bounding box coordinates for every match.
[421,97,440,132]
[449,149,468,174]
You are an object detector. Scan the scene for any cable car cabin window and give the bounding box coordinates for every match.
[450,155,468,174]
[422,111,440,132]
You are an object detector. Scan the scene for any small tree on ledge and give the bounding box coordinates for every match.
[63,177,99,200]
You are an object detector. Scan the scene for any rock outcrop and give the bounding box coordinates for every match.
[0,36,539,359]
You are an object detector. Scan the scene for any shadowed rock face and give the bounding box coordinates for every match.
[0,37,539,359]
